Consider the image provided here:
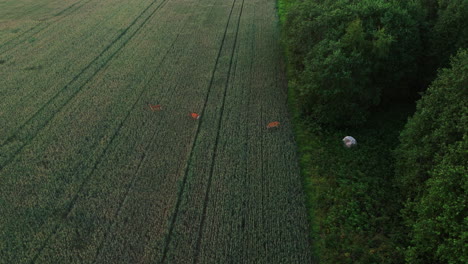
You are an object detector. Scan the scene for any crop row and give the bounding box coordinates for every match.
[0,0,252,262]
[83,1,252,262]
[0,0,151,141]
[159,0,313,263]
[0,0,176,262]
[0,0,313,263]
[0,0,166,169]
[0,0,94,54]
[159,0,245,262]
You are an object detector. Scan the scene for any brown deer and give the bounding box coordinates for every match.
[189,112,200,120]
[266,121,280,129]
[148,103,162,111]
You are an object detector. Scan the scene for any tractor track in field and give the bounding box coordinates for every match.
[0,1,136,110]
[257,7,267,249]
[28,0,174,262]
[0,0,170,172]
[90,14,193,264]
[192,0,245,263]
[159,0,240,262]
[29,19,180,261]
[28,69,148,263]
[0,0,93,55]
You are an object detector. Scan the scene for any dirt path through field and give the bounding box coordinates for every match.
[0,0,313,263]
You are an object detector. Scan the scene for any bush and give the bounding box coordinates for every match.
[291,102,413,264]
[395,49,468,263]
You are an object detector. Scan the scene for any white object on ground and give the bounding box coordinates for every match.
[342,136,357,148]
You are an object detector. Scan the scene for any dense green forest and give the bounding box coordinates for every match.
[278,0,467,263]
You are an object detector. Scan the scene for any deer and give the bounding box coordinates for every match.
[189,112,200,120]
[148,103,162,111]
[266,121,280,129]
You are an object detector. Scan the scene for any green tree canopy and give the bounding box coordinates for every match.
[395,49,468,263]
[285,0,421,126]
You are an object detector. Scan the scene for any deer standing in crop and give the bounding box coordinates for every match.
[148,103,162,111]
[189,112,200,119]
[266,121,280,129]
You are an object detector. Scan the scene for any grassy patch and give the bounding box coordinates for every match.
[290,84,414,263]
[276,0,295,24]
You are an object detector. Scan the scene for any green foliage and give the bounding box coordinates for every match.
[276,0,296,24]
[284,0,422,126]
[429,0,468,68]
[407,139,467,264]
[402,0,468,88]
[291,100,413,264]
[395,49,468,263]
[280,0,467,262]
[298,39,376,126]
[395,49,468,199]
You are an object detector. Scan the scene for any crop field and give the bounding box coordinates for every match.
[0,0,312,263]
